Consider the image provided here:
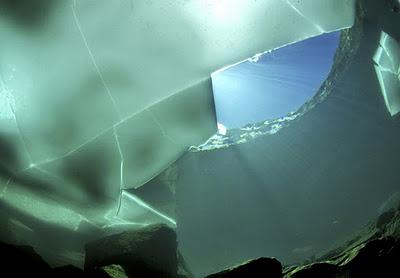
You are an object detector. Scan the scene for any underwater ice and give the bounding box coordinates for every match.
[373,32,400,116]
[0,0,355,231]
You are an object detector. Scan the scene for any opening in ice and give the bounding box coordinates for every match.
[211,31,341,131]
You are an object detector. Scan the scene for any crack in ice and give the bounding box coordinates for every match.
[8,104,34,165]
[120,190,177,226]
[103,208,148,228]
[379,36,398,71]
[377,48,397,73]
[23,78,208,171]
[23,125,114,171]
[113,127,125,189]
[147,109,178,145]
[0,177,11,199]
[284,0,325,33]
[113,127,125,215]
[71,3,122,120]
[376,66,398,74]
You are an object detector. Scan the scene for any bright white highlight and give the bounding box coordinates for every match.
[121,191,177,226]
[207,0,247,24]
[217,122,227,135]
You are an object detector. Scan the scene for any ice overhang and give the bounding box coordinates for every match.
[0,0,356,228]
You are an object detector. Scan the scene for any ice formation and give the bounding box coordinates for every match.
[373,31,400,116]
[0,0,355,231]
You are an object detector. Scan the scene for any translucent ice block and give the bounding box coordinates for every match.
[373,32,400,116]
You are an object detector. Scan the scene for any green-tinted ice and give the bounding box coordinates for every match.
[373,32,400,116]
[0,0,355,231]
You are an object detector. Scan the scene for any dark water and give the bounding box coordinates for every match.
[176,2,400,276]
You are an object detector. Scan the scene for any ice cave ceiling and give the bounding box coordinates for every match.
[0,0,356,231]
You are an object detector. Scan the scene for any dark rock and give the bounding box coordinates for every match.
[287,237,400,278]
[84,224,181,278]
[206,257,282,278]
[286,205,400,278]
[0,241,51,276]
[339,237,400,277]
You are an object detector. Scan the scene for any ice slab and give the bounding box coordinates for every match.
[373,32,400,116]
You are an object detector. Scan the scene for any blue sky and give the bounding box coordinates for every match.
[212,31,341,129]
